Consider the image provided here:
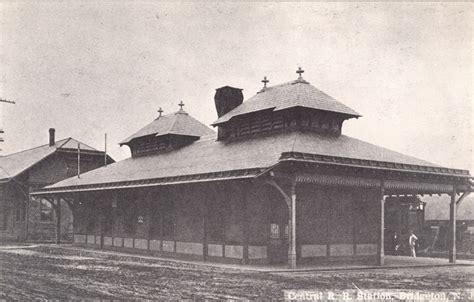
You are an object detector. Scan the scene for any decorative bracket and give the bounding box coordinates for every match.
[456,191,470,207]
[264,179,291,210]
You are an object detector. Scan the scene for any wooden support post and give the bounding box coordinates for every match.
[64,198,75,243]
[449,189,457,263]
[24,196,30,242]
[395,199,402,237]
[289,179,297,269]
[242,182,250,264]
[100,203,105,249]
[203,193,208,262]
[377,181,385,266]
[146,199,151,252]
[55,198,61,244]
[111,193,117,246]
[159,188,166,253]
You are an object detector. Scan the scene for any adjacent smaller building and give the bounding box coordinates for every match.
[0,129,113,241]
[423,195,474,254]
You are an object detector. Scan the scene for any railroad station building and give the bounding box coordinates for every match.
[34,69,472,267]
[0,129,113,242]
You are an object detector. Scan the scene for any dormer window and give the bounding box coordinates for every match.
[120,105,215,157]
[212,69,360,141]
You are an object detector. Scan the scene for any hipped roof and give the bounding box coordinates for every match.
[120,110,215,145]
[213,78,361,125]
[41,131,468,193]
[0,138,102,181]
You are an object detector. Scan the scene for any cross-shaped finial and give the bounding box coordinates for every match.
[178,101,185,111]
[261,76,269,88]
[296,66,305,78]
[157,107,164,117]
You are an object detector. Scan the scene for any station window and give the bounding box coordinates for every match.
[270,223,280,239]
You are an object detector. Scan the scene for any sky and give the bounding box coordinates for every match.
[0,2,472,172]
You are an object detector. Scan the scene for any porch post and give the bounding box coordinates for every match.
[111,192,117,246]
[377,181,385,266]
[449,189,457,263]
[55,197,61,244]
[99,201,105,249]
[289,179,297,269]
[24,195,30,241]
[242,182,250,265]
[203,194,208,262]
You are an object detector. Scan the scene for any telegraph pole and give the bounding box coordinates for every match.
[0,98,16,151]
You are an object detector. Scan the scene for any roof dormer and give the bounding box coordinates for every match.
[120,103,215,157]
[212,67,360,141]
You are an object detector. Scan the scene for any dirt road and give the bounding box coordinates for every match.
[0,245,473,300]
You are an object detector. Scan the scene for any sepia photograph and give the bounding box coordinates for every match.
[0,2,473,300]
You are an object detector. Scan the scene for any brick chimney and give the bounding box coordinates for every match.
[214,86,243,118]
[49,128,55,146]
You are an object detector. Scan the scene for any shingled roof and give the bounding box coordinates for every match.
[34,70,471,194]
[120,110,215,145]
[213,78,361,125]
[0,138,102,182]
[39,131,469,193]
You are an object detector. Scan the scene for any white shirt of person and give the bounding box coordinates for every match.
[409,233,418,247]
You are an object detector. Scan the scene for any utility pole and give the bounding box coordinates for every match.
[0,98,16,151]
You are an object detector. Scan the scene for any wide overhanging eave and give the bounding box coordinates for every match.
[31,168,265,196]
[212,106,361,127]
[278,151,471,178]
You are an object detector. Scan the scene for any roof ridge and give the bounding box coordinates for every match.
[155,110,180,118]
[0,137,70,158]
[260,80,297,91]
[213,78,360,125]
[57,137,72,149]
[121,109,214,145]
[61,137,100,151]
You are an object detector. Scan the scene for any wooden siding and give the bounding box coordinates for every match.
[71,180,379,265]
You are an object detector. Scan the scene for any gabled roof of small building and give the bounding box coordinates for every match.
[0,138,103,181]
[120,110,215,145]
[40,131,469,193]
[213,78,361,125]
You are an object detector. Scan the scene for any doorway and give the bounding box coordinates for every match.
[267,189,289,264]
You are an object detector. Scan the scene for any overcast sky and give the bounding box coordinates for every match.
[0,2,472,171]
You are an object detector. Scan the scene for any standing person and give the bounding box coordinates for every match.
[392,231,400,255]
[409,230,418,258]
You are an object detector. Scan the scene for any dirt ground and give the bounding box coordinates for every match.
[0,245,473,300]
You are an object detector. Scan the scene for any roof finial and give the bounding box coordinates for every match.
[157,107,164,117]
[178,100,185,111]
[261,76,269,88]
[296,66,305,78]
